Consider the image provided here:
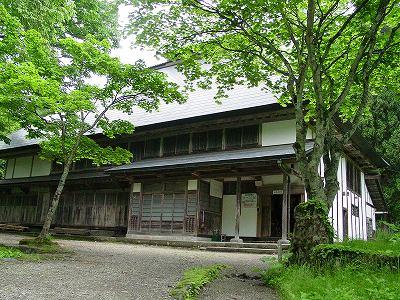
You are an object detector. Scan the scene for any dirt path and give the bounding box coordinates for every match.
[0,234,278,300]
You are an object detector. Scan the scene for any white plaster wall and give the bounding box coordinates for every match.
[326,156,375,241]
[5,155,51,178]
[31,155,51,177]
[221,193,258,237]
[13,156,32,178]
[262,119,296,146]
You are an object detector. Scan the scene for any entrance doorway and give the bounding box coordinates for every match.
[270,194,282,237]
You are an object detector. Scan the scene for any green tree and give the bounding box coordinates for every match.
[0,4,185,240]
[362,89,400,223]
[128,0,399,261]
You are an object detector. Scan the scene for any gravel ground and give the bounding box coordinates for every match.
[0,234,278,300]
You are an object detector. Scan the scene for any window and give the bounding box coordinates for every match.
[225,125,259,149]
[176,134,190,154]
[346,160,361,195]
[144,138,161,158]
[192,132,207,152]
[162,134,190,156]
[162,136,176,157]
[225,127,242,149]
[242,125,259,146]
[351,204,359,217]
[207,130,223,151]
[130,141,144,161]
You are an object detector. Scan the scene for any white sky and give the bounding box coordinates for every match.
[110,5,166,67]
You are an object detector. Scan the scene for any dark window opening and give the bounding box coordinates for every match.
[130,141,144,161]
[346,160,361,195]
[223,180,256,195]
[192,132,207,152]
[207,130,223,151]
[176,134,190,154]
[242,125,259,146]
[163,136,176,157]
[225,127,242,149]
[144,138,161,158]
[351,204,359,217]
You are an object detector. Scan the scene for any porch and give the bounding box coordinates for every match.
[107,143,311,243]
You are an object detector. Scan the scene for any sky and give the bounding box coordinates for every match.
[110,5,166,67]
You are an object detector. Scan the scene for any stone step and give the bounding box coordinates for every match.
[207,242,279,249]
[203,246,278,255]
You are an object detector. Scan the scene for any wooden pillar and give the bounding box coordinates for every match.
[230,176,243,243]
[280,173,290,243]
[126,179,135,236]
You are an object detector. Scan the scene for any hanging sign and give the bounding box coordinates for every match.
[273,189,284,195]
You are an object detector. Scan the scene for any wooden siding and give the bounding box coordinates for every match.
[0,191,49,224]
[128,181,199,235]
[55,189,129,228]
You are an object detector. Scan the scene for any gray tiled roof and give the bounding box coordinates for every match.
[106,142,313,173]
[0,64,277,151]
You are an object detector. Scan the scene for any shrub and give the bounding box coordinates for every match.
[311,243,400,271]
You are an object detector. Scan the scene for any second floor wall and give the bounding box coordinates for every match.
[3,117,312,179]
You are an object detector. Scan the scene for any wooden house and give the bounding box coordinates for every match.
[0,62,387,242]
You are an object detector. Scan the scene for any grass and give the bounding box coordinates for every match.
[262,262,400,300]
[0,245,24,259]
[262,228,400,300]
[339,239,400,255]
[170,264,227,300]
[0,244,42,261]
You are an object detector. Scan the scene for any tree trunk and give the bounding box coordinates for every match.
[37,156,74,241]
[290,197,334,264]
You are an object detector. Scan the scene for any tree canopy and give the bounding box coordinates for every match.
[0,0,186,240]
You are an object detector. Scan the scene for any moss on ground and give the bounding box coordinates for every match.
[170,264,227,299]
[19,236,66,254]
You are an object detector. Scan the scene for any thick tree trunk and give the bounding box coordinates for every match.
[37,157,73,241]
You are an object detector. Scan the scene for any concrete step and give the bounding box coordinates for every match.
[204,246,278,255]
[213,242,279,249]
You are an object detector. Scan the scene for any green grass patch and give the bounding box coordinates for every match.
[0,244,43,261]
[0,245,24,259]
[262,262,400,300]
[170,264,227,299]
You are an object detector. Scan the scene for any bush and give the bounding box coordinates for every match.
[311,243,400,271]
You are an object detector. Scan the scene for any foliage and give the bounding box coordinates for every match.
[263,228,400,298]
[361,90,400,223]
[262,263,400,300]
[170,264,227,300]
[290,199,334,264]
[311,242,400,271]
[1,0,120,43]
[0,0,186,239]
[0,245,23,259]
